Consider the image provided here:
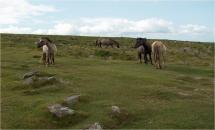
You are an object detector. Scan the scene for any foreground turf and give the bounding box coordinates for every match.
[1,34,214,129]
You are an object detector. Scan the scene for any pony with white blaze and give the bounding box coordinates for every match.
[36,37,57,66]
[151,41,167,69]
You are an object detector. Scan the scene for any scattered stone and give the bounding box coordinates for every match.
[111,106,121,114]
[194,77,203,80]
[85,122,103,130]
[23,75,58,86]
[194,88,199,91]
[89,55,94,58]
[23,70,39,79]
[23,76,36,85]
[178,92,191,96]
[64,95,81,105]
[58,78,70,84]
[48,104,74,118]
[38,76,57,84]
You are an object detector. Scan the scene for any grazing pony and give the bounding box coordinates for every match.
[36,37,57,66]
[151,41,167,69]
[134,38,153,64]
[96,38,120,48]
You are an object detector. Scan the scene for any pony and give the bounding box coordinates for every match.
[36,37,57,66]
[96,38,120,48]
[151,41,167,69]
[134,38,153,64]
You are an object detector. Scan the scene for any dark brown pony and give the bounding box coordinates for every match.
[134,38,153,64]
[96,38,120,48]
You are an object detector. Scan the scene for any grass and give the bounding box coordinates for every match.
[1,33,214,129]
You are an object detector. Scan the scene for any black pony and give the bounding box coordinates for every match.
[134,38,153,64]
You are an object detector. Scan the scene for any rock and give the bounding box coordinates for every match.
[23,76,36,85]
[23,70,39,79]
[194,88,199,91]
[178,92,191,96]
[38,76,57,84]
[111,106,121,114]
[64,95,81,105]
[48,104,74,118]
[89,55,94,58]
[194,77,202,80]
[85,122,103,130]
[23,76,58,86]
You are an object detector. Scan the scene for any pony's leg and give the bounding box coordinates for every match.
[40,55,43,63]
[155,49,159,69]
[138,53,142,64]
[149,53,153,65]
[157,50,162,69]
[159,57,162,69]
[153,52,156,68]
[45,53,49,67]
[144,53,148,64]
[52,54,55,64]
[50,53,53,64]
[162,52,165,68]
[42,53,46,65]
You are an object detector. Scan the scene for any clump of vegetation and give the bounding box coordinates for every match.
[95,50,112,57]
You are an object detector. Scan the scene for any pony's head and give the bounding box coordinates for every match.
[134,38,147,48]
[36,37,52,48]
[36,38,46,48]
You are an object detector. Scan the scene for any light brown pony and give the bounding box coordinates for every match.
[36,37,57,66]
[152,41,167,69]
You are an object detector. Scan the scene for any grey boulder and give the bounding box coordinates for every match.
[64,95,81,105]
[111,106,121,114]
[48,104,74,118]
[23,71,39,79]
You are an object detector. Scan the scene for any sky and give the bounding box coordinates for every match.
[0,0,214,42]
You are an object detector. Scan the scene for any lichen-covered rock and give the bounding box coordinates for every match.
[111,106,121,114]
[64,95,81,105]
[85,122,103,130]
[48,104,74,118]
[23,76,58,86]
[23,70,39,79]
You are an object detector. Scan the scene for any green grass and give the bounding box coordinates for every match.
[1,33,214,129]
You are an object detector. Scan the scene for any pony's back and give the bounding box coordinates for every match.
[50,43,57,54]
[152,41,166,53]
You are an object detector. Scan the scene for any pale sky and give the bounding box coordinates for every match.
[0,0,214,42]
